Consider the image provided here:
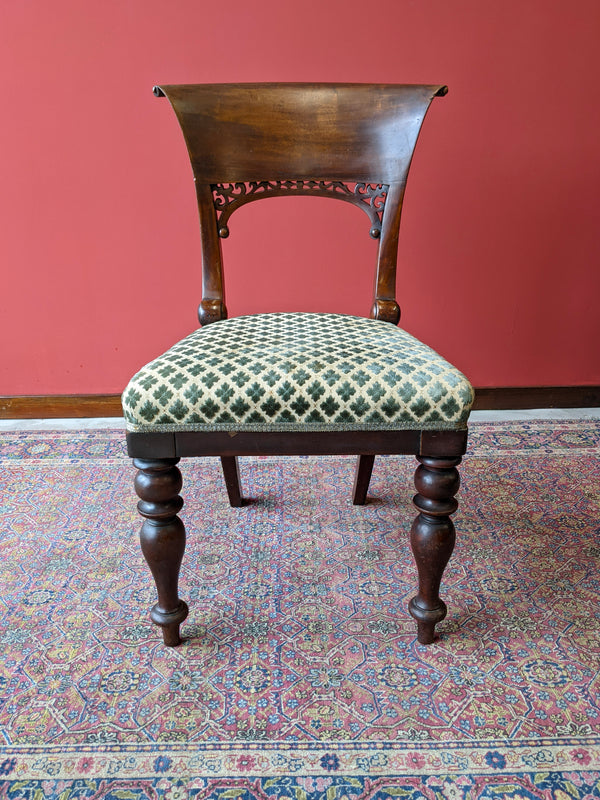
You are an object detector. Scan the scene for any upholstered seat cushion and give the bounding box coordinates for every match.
[122,313,474,432]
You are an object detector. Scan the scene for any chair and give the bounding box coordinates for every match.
[122,83,474,649]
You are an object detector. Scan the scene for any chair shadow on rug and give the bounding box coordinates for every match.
[121,83,474,648]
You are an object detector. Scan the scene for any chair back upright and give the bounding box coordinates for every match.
[154,83,447,326]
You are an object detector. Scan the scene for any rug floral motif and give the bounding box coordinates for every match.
[0,420,599,798]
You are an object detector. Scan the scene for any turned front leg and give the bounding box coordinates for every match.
[134,458,189,646]
[408,455,461,645]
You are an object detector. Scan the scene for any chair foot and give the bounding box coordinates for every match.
[220,456,244,507]
[352,454,375,505]
[150,600,189,647]
[408,598,448,645]
[408,455,461,644]
[134,457,189,646]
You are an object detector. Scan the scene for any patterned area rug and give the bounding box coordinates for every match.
[0,420,599,798]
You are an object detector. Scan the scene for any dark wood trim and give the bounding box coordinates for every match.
[0,395,123,419]
[1,386,599,420]
[472,386,600,410]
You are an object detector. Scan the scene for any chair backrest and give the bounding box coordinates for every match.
[154,83,447,326]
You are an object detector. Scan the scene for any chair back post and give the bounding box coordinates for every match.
[153,83,447,326]
[195,183,228,325]
[371,181,405,324]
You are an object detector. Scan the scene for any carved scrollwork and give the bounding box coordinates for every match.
[212,180,389,239]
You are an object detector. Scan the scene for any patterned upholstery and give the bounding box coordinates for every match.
[122,313,474,433]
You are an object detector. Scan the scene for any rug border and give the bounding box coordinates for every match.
[1,740,599,780]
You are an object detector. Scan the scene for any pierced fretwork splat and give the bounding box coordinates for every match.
[212,180,389,239]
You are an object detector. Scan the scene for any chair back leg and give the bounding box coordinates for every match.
[220,456,244,507]
[352,454,376,505]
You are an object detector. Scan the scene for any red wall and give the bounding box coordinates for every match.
[1,0,599,395]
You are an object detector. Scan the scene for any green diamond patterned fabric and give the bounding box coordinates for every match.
[122,313,474,432]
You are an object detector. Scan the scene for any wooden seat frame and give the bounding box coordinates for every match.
[126,83,468,648]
